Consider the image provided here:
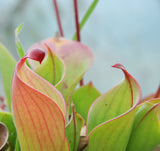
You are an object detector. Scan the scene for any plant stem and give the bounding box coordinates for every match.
[80,79,84,86]
[71,103,77,151]
[53,0,64,37]
[73,0,99,40]
[73,0,81,42]
[73,0,84,86]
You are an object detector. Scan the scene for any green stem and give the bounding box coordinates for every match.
[72,0,99,40]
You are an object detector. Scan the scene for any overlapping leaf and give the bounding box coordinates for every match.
[126,99,160,151]
[11,49,69,150]
[0,43,16,111]
[28,38,94,110]
[16,50,66,116]
[87,64,141,151]
[28,44,65,86]
[88,109,136,151]
[66,104,84,151]
[72,82,101,122]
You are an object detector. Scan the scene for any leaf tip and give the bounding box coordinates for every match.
[88,81,93,87]
[111,63,126,70]
[154,85,160,98]
[27,49,45,64]
[15,23,24,38]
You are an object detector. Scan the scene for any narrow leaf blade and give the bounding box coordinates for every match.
[72,0,99,40]
[0,43,16,111]
[15,23,25,58]
[15,23,24,37]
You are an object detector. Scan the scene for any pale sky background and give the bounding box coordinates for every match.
[0,0,160,99]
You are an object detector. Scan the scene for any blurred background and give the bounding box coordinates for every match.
[0,0,160,98]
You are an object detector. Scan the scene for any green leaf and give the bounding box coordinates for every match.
[50,39,94,108]
[14,137,21,151]
[15,23,25,58]
[15,42,24,58]
[131,102,154,131]
[28,38,94,116]
[126,99,160,151]
[15,23,23,37]
[88,109,136,151]
[87,64,141,151]
[0,111,17,150]
[72,82,101,122]
[0,43,16,111]
[33,44,65,86]
[66,104,84,151]
[72,0,99,40]
[87,64,141,134]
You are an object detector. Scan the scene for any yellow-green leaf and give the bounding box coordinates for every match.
[87,64,141,134]
[87,64,141,151]
[72,82,101,122]
[66,104,84,151]
[88,109,136,151]
[126,99,160,151]
[28,44,65,86]
[28,38,94,115]
[0,43,16,111]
